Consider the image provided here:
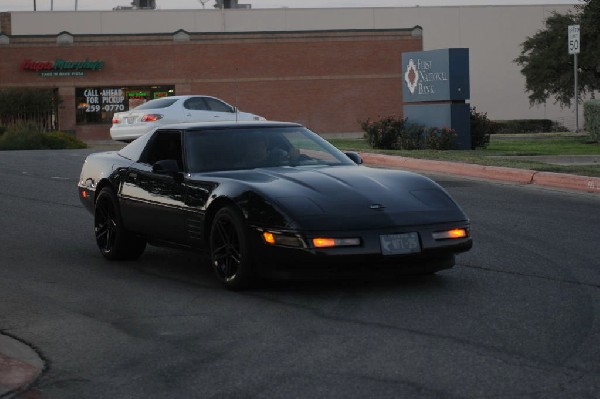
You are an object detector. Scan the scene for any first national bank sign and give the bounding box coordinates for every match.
[402,48,471,150]
[402,48,469,103]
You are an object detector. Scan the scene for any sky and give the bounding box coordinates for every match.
[0,0,581,12]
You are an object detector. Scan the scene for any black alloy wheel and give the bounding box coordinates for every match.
[209,206,254,290]
[94,187,146,261]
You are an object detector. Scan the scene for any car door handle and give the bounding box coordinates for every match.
[186,113,192,117]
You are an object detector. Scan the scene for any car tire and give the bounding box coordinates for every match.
[209,206,254,290]
[94,187,146,261]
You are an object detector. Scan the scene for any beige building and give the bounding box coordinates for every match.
[1,4,579,130]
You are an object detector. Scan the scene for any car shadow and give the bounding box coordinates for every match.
[125,246,453,294]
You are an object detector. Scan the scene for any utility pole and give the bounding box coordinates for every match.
[33,0,36,11]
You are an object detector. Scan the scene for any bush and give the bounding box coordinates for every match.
[361,116,406,149]
[363,115,467,150]
[584,100,600,143]
[470,107,497,149]
[426,127,458,150]
[493,119,569,133]
[361,116,427,150]
[0,121,87,150]
[398,123,426,150]
[43,131,88,149]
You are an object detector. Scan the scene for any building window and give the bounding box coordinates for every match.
[75,85,175,125]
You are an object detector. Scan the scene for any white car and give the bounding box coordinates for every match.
[110,95,265,142]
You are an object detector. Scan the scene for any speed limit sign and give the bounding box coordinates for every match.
[568,25,580,55]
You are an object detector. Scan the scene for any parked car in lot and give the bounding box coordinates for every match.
[79,121,472,289]
[110,95,265,142]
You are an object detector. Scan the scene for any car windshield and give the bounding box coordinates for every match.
[185,126,355,173]
[134,98,178,110]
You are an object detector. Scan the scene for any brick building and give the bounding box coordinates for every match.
[0,25,422,140]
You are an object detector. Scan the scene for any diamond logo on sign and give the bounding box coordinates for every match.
[404,59,419,95]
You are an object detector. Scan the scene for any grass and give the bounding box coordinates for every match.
[488,136,600,155]
[328,134,600,178]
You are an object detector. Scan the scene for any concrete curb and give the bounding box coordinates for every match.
[0,334,44,398]
[360,153,600,194]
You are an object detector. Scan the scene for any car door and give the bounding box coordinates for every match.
[119,130,189,245]
[183,96,221,123]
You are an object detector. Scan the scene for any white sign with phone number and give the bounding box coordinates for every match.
[84,88,126,113]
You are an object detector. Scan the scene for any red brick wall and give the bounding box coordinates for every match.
[0,30,422,140]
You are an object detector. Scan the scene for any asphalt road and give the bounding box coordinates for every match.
[1,149,599,398]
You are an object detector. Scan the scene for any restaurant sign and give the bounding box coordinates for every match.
[21,59,104,77]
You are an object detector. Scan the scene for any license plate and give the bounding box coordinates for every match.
[125,117,134,124]
[380,232,421,255]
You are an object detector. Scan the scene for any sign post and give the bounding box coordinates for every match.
[568,24,580,132]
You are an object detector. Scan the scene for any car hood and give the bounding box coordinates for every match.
[200,165,468,231]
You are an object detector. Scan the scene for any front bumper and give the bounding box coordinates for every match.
[249,221,472,277]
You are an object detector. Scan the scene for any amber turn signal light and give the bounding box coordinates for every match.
[262,231,306,248]
[432,228,468,240]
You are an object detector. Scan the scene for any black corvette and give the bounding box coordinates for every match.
[78,121,472,289]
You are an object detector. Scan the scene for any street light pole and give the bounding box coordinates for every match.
[33,0,36,11]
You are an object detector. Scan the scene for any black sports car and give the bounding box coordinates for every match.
[78,121,472,289]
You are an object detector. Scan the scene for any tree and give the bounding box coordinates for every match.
[576,0,600,96]
[515,0,600,107]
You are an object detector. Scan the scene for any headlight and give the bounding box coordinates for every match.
[312,237,361,248]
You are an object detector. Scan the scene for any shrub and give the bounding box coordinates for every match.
[584,100,600,143]
[361,116,428,150]
[398,122,425,150]
[43,131,88,149]
[0,121,87,150]
[470,107,497,149]
[426,127,458,150]
[361,116,406,149]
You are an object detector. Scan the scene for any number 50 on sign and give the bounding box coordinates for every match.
[568,25,580,55]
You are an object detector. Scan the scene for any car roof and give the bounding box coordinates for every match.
[156,120,303,131]
[149,95,222,101]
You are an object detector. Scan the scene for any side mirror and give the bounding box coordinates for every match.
[153,159,181,175]
[345,151,363,165]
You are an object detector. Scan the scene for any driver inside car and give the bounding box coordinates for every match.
[237,135,288,168]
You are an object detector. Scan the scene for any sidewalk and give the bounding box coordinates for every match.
[360,152,600,194]
[0,334,44,398]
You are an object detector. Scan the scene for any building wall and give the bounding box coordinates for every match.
[0,30,420,140]
[1,4,579,131]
